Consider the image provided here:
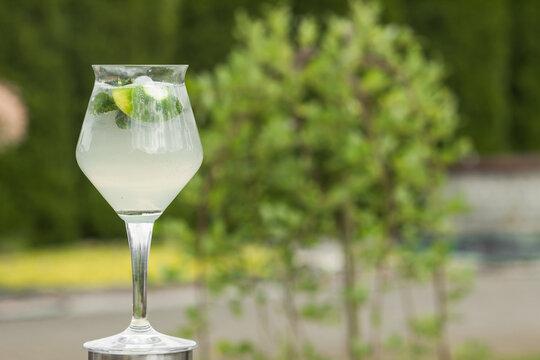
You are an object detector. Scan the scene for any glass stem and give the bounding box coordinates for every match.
[126,221,154,330]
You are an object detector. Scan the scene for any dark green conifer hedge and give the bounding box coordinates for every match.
[0,0,537,244]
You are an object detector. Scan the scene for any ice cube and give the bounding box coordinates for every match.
[133,76,153,85]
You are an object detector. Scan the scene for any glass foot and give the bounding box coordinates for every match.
[84,322,196,355]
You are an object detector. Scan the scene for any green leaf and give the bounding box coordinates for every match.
[455,340,492,360]
[130,85,182,122]
[410,315,441,339]
[105,77,134,87]
[115,111,130,129]
[300,301,338,323]
[175,97,183,114]
[90,92,117,114]
[228,298,243,317]
[345,285,368,306]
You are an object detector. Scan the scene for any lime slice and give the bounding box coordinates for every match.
[112,88,133,115]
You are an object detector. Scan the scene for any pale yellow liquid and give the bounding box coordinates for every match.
[76,83,203,213]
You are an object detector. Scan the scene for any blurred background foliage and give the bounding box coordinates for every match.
[0,0,539,246]
[166,3,471,358]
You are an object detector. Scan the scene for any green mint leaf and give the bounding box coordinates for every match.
[115,111,130,129]
[160,94,182,121]
[130,85,182,122]
[90,92,118,114]
[105,78,134,87]
[175,98,183,114]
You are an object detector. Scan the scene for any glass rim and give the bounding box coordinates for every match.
[92,64,189,69]
[92,65,189,83]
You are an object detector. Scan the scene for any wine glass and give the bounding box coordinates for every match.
[76,65,202,358]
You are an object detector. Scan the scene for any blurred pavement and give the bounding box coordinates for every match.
[1,260,540,359]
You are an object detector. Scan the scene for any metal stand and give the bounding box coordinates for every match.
[88,351,193,360]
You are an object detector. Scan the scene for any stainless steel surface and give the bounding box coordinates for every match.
[88,350,193,360]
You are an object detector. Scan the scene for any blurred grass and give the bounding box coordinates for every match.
[0,242,271,291]
[0,243,183,290]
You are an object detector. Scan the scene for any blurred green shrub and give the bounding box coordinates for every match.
[454,340,492,360]
[161,1,473,359]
